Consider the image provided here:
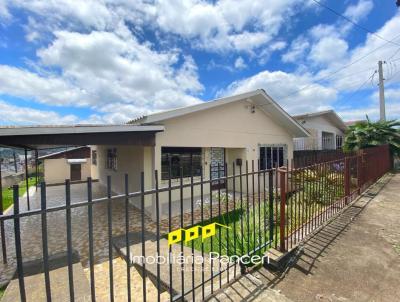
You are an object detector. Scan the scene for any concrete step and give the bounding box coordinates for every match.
[1,251,91,302]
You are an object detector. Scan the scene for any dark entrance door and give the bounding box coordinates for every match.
[70,164,81,181]
[210,147,226,190]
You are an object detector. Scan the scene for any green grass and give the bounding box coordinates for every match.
[0,287,5,300]
[178,167,349,267]
[182,201,274,265]
[1,177,37,211]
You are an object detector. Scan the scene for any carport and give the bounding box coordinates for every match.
[0,124,164,264]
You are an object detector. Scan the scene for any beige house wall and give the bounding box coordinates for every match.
[43,158,91,184]
[152,100,294,218]
[93,145,154,212]
[93,99,297,219]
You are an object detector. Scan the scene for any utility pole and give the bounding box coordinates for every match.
[378,60,386,121]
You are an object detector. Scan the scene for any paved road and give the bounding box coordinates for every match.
[209,173,400,302]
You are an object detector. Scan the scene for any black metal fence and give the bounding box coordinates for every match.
[0,162,277,302]
[0,145,392,301]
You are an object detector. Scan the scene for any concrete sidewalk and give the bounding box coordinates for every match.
[209,173,400,302]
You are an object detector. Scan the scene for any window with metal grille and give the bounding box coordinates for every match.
[336,135,343,149]
[106,148,117,170]
[161,147,202,180]
[92,150,97,165]
[260,145,285,169]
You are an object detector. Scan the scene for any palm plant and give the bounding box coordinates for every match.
[343,118,400,156]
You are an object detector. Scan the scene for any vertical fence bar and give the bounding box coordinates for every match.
[155,170,161,302]
[13,185,26,302]
[124,174,131,302]
[0,161,7,264]
[239,163,244,261]
[35,150,39,192]
[179,167,184,301]
[268,170,274,246]
[200,166,205,300]
[251,160,256,252]
[217,163,222,288]
[168,160,173,302]
[274,166,278,249]
[140,172,147,302]
[107,176,114,302]
[279,168,286,252]
[285,160,289,249]
[209,164,214,293]
[357,153,363,194]
[224,163,230,283]
[232,162,237,278]
[245,161,250,254]
[65,180,74,301]
[87,177,96,302]
[24,149,30,211]
[344,157,350,205]
[257,160,261,251]
[190,164,195,302]
[40,182,52,302]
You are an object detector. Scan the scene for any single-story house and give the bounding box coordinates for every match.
[293,110,347,151]
[0,89,309,219]
[39,146,92,184]
[90,89,309,218]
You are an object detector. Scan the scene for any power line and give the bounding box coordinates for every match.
[278,33,400,101]
[336,70,377,106]
[311,0,400,47]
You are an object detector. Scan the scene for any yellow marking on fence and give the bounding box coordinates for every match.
[168,223,231,246]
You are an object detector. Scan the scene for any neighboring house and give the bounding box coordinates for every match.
[293,110,348,151]
[39,146,92,184]
[90,89,309,218]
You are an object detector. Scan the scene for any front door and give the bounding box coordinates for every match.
[70,164,82,181]
[210,148,225,190]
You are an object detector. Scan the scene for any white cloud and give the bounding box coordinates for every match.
[309,36,348,64]
[0,65,89,106]
[282,36,310,63]
[234,57,247,70]
[0,30,204,123]
[344,0,373,22]
[218,69,337,114]
[0,100,79,125]
[4,0,307,53]
[0,1,10,20]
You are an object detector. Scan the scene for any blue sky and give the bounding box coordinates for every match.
[0,0,399,125]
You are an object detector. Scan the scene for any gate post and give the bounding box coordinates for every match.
[278,167,287,252]
[344,157,350,204]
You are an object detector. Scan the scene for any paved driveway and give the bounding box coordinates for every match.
[0,182,157,285]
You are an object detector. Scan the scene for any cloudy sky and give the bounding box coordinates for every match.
[0,0,399,125]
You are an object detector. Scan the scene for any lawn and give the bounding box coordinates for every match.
[181,167,348,263]
[183,198,274,262]
[1,177,37,212]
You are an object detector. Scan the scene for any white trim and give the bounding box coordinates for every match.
[0,125,165,137]
[67,159,87,164]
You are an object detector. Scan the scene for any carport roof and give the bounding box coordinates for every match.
[0,124,164,149]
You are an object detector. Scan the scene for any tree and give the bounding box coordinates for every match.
[397,0,400,7]
[343,118,400,156]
